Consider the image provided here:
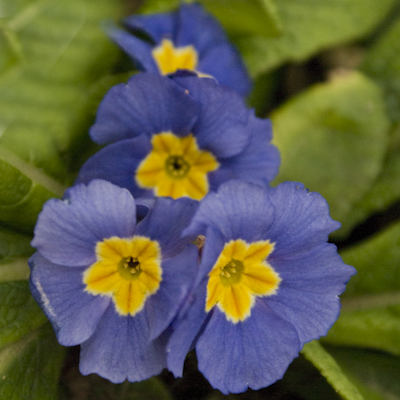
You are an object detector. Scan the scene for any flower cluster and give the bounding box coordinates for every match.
[29,3,356,395]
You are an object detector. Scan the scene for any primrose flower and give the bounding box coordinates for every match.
[29,179,199,383]
[167,180,356,394]
[108,3,251,96]
[77,72,280,201]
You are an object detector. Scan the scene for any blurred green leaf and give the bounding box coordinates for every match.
[79,375,174,400]
[324,220,400,355]
[338,123,400,237]
[0,322,65,400]
[0,227,32,282]
[271,71,390,232]
[0,0,122,233]
[362,17,400,123]
[301,341,364,400]
[139,0,282,37]
[326,346,400,400]
[235,0,396,76]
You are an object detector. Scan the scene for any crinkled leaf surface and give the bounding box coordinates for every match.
[139,0,282,37]
[235,0,397,76]
[271,71,390,233]
[0,281,46,350]
[0,0,122,233]
[326,346,400,400]
[0,281,64,400]
[0,322,65,400]
[324,220,400,356]
[301,341,364,400]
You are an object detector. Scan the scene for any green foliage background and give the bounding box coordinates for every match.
[1,0,400,399]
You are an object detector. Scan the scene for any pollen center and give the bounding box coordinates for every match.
[83,236,162,316]
[220,259,243,285]
[206,239,280,323]
[165,155,190,179]
[135,131,219,200]
[152,38,198,75]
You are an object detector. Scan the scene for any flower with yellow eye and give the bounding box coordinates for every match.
[77,72,280,201]
[29,179,199,383]
[167,180,356,394]
[107,3,251,97]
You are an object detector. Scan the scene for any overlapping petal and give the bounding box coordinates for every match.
[196,304,300,394]
[32,180,137,267]
[112,4,251,96]
[90,73,200,145]
[29,252,111,346]
[79,305,166,383]
[183,180,275,242]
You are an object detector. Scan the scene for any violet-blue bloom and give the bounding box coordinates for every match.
[29,179,199,383]
[77,72,280,201]
[108,3,251,97]
[166,180,356,394]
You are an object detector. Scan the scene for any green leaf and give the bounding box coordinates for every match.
[324,220,400,355]
[139,0,282,37]
[0,281,47,350]
[362,17,400,123]
[338,123,400,237]
[301,341,364,400]
[0,281,64,399]
[0,323,65,400]
[326,346,400,400]
[87,376,173,400]
[0,0,123,233]
[270,71,390,233]
[0,226,32,282]
[235,0,397,76]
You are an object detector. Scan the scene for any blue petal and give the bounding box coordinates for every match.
[76,136,153,198]
[172,76,250,158]
[175,4,228,52]
[135,196,199,258]
[194,226,225,286]
[184,180,275,242]
[196,303,300,394]
[166,280,209,377]
[106,26,158,71]
[265,182,341,258]
[197,44,251,97]
[123,11,177,45]
[90,73,200,145]
[29,252,110,346]
[145,244,198,340]
[267,243,356,345]
[218,113,280,185]
[32,180,137,267]
[79,304,166,383]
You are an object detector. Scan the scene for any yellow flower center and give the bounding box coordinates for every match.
[83,236,162,316]
[206,239,280,323]
[152,38,198,75]
[135,131,219,200]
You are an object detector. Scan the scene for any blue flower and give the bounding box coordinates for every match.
[166,180,356,394]
[77,72,280,201]
[107,3,251,97]
[29,179,199,383]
